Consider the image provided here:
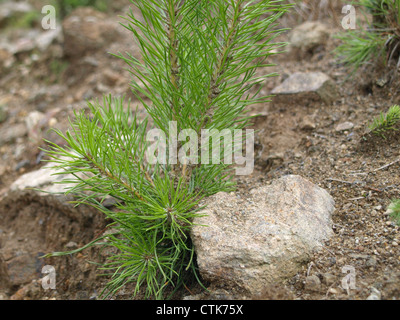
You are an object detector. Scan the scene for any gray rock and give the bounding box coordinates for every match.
[322,273,336,286]
[7,30,39,56]
[25,111,46,132]
[65,241,78,249]
[62,7,121,59]
[10,162,78,195]
[191,175,335,296]
[271,72,338,106]
[0,27,61,59]
[289,21,330,55]
[335,122,354,132]
[300,115,316,130]
[6,253,44,286]
[305,275,321,292]
[35,28,63,52]
[0,123,28,146]
[366,256,377,268]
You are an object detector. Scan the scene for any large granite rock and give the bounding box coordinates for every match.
[191,175,335,296]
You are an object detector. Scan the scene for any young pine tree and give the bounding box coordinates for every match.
[44,0,290,299]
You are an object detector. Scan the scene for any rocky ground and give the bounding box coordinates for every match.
[0,1,399,300]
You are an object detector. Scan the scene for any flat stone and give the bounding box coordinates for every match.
[335,122,354,132]
[10,163,76,195]
[300,115,316,130]
[192,175,335,296]
[271,72,338,106]
[322,273,336,286]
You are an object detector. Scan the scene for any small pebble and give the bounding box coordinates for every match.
[15,160,30,171]
[322,273,336,286]
[328,288,339,295]
[305,275,321,292]
[65,241,78,249]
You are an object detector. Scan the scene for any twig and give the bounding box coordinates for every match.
[373,158,400,172]
[347,196,365,201]
[183,283,194,296]
[322,246,335,257]
[325,178,354,185]
[364,186,382,193]
[306,262,314,276]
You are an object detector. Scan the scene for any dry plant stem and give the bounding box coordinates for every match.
[372,158,400,172]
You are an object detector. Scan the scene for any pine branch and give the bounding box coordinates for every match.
[84,151,146,201]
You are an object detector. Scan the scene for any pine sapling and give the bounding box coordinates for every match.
[43,0,291,299]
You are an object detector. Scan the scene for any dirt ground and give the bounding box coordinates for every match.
[0,1,399,300]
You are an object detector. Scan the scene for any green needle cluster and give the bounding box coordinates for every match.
[335,0,400,75]
[388,199,400,226]
[368,104,400,139]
